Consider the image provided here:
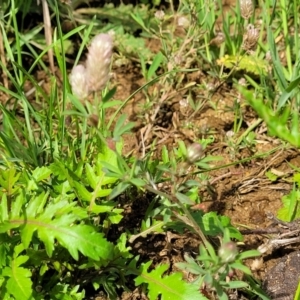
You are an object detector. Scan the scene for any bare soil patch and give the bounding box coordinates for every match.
[109,60,300,299]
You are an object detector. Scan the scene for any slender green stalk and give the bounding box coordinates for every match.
[145,184,209,245]
[292,0,299,61]
[11,0,23,84]
[294,281,300,300]
[53,1,68,149]
[280,0,292,78]
[236,119,263,146]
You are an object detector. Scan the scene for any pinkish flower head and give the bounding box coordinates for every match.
[86,33,113,93]
[69,64,88,99]
[177,16,189,28]
[154,10,165,20]
[240,0,254,20]
[218,242,238,263]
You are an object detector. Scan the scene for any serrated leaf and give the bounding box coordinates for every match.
[217,55,268,75]
[86,163,97,189]
[35,218,113,260]
[85,163,114,198]
[265,170,278,182]
[73,160,85,178]
[16,197,113,260]
[2,245,32,300]
[73,182,92,202]
[108,208,124,224]
[294,173,300,185]
[15,255,29,266]
[97,189,113,198]
[40,223,113,261]
[89,203,114,214]
[98,153,121,176]
[129,221,164,243]
[0,167,21,196]
[10,192,24,219]
[0,221,19,233]
[277,188,300,221]
[31,166,52,182]
[135,262,207,300]
[5,267,32,300]
[25,191,49,218]
[0,193,8,222]
[20,200,77,249]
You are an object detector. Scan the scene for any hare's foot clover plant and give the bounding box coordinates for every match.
[69,33,113,99]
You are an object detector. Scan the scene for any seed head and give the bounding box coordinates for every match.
[69,64,88,99]
[86,33,113,93]
[155,10,165,21]
[242,24,259,52]
[238,77,247,86]
[186,143,203,163]
[240,0,254,20]
[218,241,238,263]
[265,50,272,62]
[177,16,190,28]
[210,32,225,47]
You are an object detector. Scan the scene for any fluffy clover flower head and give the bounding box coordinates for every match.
[240,0,254,20]
[69,64,88,99]
[86,33,113,93]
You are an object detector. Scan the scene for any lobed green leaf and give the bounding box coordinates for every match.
[135,261,207,300]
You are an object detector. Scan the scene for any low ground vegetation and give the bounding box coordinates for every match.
[0,0,300,299]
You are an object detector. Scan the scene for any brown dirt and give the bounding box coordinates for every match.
[108,58,300,299]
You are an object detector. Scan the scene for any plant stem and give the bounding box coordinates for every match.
[236,118,263,146]
[280,0,292,78]
[144,184,209,245]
